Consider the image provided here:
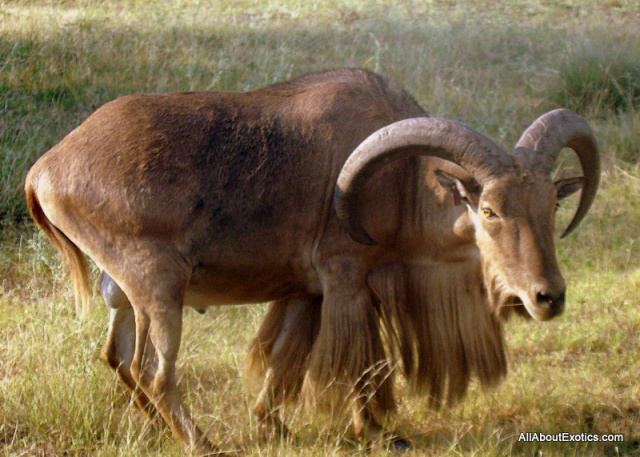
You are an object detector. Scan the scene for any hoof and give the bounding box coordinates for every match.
[364,433,413,454]
[389,435,413,454]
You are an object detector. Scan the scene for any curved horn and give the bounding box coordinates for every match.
[515,109,600,238]
[334,117,512,245]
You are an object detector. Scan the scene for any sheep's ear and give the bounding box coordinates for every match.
[555,177,584,200]
[435,169,480,208]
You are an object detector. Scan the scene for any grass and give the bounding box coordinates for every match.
[1,0,640,455]
[551,35,640,116]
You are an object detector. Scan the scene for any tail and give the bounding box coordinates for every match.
[25,180,92,318]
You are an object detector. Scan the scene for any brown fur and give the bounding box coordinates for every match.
[25,67,598,454]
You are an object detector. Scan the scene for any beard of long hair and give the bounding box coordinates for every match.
[368,259,507,407]
[246,257,507,417]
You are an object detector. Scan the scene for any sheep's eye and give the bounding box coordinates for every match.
[482,208,498,219]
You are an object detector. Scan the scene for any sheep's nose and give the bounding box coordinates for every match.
[535,289,566,319]
[537,289,565,307]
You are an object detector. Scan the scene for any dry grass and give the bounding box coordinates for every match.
[1,0,639,455]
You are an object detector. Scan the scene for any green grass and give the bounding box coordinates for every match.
[1,0,640,455]
[551,37,640,116]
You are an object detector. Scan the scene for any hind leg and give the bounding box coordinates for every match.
[100,271,155,417]
[122,263,220,455]
[248,296,321,436]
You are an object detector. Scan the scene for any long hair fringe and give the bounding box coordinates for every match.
[368,260,507,407]
[246,258,507,417]
[302,287,395,417]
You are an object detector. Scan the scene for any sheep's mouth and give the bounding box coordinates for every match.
[498,296,530,320]
[508,293,565,322]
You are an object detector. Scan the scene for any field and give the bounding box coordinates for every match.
[1,0,639,455]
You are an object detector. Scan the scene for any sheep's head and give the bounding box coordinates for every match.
[335,109,600,321]
[436,167,585,320]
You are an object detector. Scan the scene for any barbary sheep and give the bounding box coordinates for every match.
[25,68,599,455]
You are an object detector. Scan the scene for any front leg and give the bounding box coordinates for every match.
[351,400,412,452]
[303,259,395,433]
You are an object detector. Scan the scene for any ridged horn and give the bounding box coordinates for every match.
[334,117,512,245]
[515,109,600,238]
